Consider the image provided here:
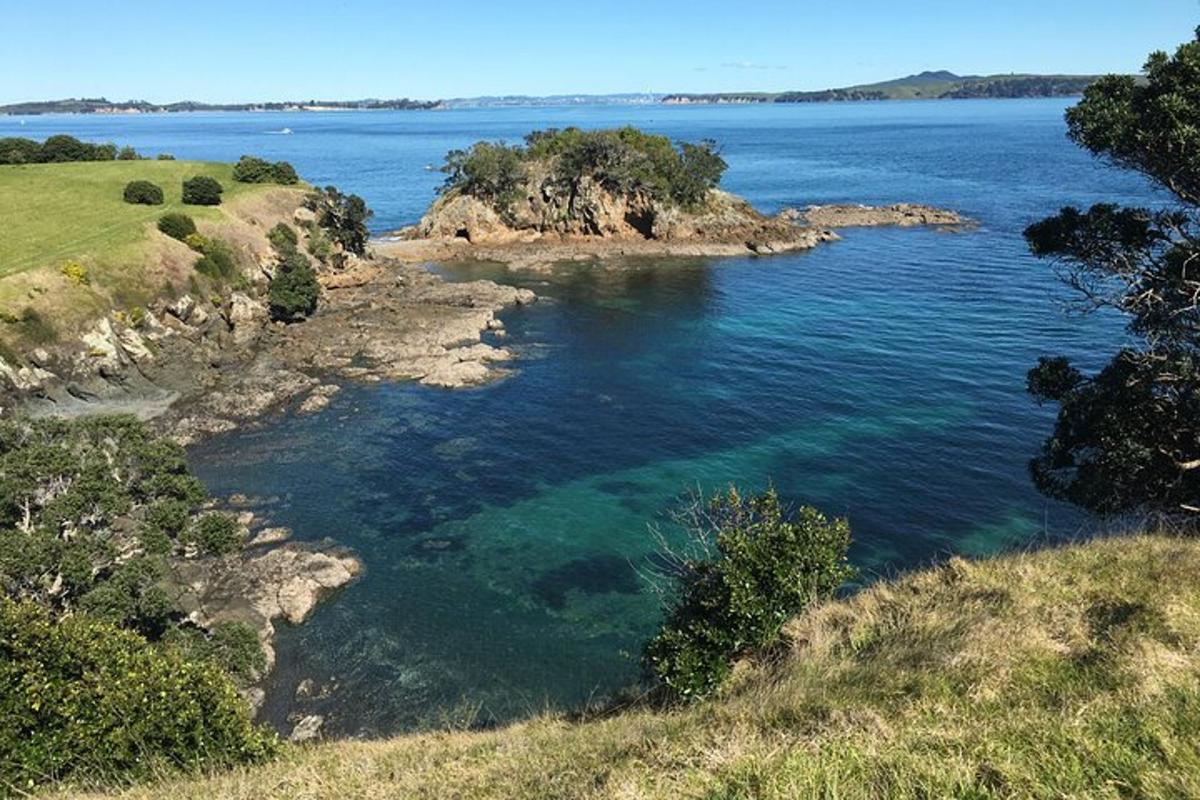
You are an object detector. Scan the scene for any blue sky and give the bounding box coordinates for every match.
[2,1,1197,102]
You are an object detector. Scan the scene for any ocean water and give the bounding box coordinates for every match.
[0,101,1162,735]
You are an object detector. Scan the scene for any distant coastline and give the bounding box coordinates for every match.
[0,70,1118,116]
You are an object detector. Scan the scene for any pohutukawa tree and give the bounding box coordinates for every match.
[1025,28,1200,520]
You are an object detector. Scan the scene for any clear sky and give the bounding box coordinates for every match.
[2,0,1197,103]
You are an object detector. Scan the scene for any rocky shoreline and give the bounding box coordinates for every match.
[2,253,535,446]
[377,196,967,271]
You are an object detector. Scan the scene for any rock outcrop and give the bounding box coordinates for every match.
[167,539,363,675]
[383,183,966,268]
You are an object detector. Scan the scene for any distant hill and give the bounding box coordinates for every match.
[663,71,1108,104]
[0,97,439,115]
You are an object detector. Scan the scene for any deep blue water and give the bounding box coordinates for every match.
[0,101,1160,735]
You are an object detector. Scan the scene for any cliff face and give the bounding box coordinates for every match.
[416,177,805,248]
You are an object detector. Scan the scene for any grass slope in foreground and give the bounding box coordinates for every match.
[60,533,1200,799]
[0,160,303,350]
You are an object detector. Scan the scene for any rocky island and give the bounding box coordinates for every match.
[380,126,965,269]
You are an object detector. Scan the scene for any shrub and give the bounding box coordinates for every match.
[304,221,333,263]
[268,250,320,321]
[116,146,140,161]
[37,134,98,163]
[186,513,243,555]
[15,308,56,343]
[267,221,298,253]
[181,175,223,205]
[156,153,176,160]
[304,186,372,259]
[191,237,238,282]
[643,487,855,700]
[232,155,299,185]
[163,621,267,685]
[183,232,208,252]
[122,180,164,205]
[60,260,89,285]
[157,212,197,241]
[0,137,41,165]
[0,599,276,793]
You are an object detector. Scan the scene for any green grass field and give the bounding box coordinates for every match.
[54,532,1200,800]
[0,160,262,278]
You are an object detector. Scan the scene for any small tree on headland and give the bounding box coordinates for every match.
[643,487,855,701]
[304,186,372,262]
[182,175,223,206]
[1025,28,1200,521]
[122,180,163,205]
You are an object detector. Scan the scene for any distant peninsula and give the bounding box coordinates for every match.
[662,70,1108,104]
[0,71,1116,115]
[0,96,440,115]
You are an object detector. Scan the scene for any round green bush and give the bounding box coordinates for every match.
[157,212,197,241]
[181,175,223,206]
[232,155,299,185]
[0,599,277,792]
[268,250,320,321]
[122,180,164,206]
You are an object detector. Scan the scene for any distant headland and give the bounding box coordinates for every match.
[661,70,1110,104]
[0,71,1118,115]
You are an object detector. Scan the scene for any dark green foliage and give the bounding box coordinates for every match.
[441,126,728,214]
[0,416,207,615]
[0,137,41,165]
[34,134,117,163]
[232,155,299,185]
[1025,29,1200,520]
[267,221,299,252]
[643,488,855,700]
[156,212,197,241]
[181,175,223,206]
[156,153,176,160]
[186,513,243,556]
[116,146,140,161]
[268,250,320,321]
[0,599,276,794]
[440,142,527,212]
[0,414,207,628]
[192,237,238,282]
[163,621,267,685]
[122,180,164,205]
[304,186,372,259]
[13,307,56,344]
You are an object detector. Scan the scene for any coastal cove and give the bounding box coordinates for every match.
[1,99,1161,736]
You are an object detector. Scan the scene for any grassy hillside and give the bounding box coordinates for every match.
[56,533,1200,799]
[0,161,266,278]
[0,161,305,353]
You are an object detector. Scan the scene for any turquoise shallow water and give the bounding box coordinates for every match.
[1,100,1163,734]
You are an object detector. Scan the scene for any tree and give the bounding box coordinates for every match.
[0,137,40,165]
[268,250,320,321]
[36,134,93,162]
[305,186,372,259]
[116,145,140,160]
[643,487,854,700]
[157,212,197,241]
[1025,28,1200,520]
[122,180,164,205]
[0,599,276,793]
[232,155,299,185]
[181,175,223,205]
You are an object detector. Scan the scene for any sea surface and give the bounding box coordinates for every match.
[0,101,1163,735]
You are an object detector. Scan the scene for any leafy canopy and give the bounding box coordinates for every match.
[643,487,854,701]
[441,126,728,214]
[1025,28,1200,519]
